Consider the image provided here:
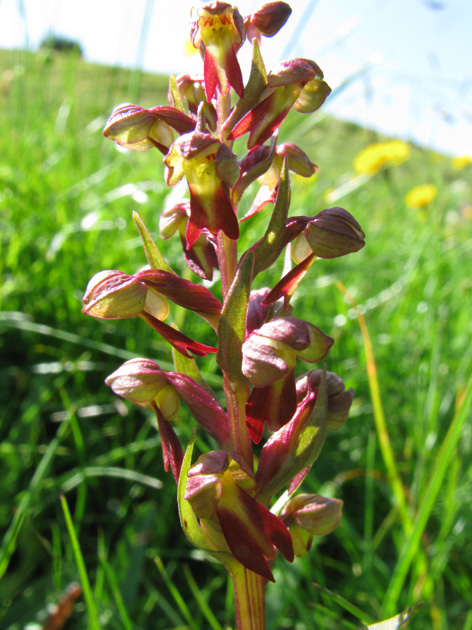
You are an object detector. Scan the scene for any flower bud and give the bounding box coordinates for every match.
[296,369,353,431]
[291,207,365,263]
[82,270,167,320]
[242,317,333,388]
[82,269,220,358]
[303,207,365,259]
[245,2,292,43]
[103,103,195,154]
[105,358,180,418]
[280,493,343,556]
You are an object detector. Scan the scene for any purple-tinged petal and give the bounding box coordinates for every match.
[105,358,178,416]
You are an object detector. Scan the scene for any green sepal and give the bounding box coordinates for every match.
[177,428,235,568]
[178,427,212,550]
[217,251,254,383]
[253,157,291,276]
[168,74,185,113]
[133,211,175,274]
[221,39,267,139]
[293,367,328,464]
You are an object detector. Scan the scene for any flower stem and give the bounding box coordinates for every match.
[231,565,267,630]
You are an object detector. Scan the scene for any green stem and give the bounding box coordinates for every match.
[231,565,267,630]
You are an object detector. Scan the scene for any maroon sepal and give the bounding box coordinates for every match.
[203,50,219,102]
[136,269,222,328]
[246,368,297,443]
[187,181,239,248]
[148,106,196,134]
[181,231,219,281]
[166,372,231,450]
[153,403,183,483]
[217,484,294,581]
[142,313,217,358]
[262,253,316,308]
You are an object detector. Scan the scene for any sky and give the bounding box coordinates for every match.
[0,0,471,156]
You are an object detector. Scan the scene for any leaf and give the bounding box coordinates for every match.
[252,157,290,276]
[217,251,254,382]
[359,602,424,629]
[133,211,175,274]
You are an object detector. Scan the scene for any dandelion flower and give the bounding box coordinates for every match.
[452,155,472,170]
[353,140,410,175]
[405,184,437,208]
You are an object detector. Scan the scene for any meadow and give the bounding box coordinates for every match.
[1,46,471,630]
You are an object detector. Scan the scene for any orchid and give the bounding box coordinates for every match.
[86,3,365,628]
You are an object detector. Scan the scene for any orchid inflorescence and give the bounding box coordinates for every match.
[83,2,365,627]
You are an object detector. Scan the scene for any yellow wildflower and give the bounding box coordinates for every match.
[353,140,410,175]
[452,155,472,170]
[405,184,437,208]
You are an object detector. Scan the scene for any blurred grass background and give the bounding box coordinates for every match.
[1,41,472,630]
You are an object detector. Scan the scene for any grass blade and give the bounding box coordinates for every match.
[98,533,133,630]
[0,416,71,580]
[336,281,412,534]
[385,373,472,615]
[60,494,100,630]
[154,556,200,630]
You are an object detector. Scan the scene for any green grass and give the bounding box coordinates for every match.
[1,47,472,630]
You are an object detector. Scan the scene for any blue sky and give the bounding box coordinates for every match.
[1,0,471,156]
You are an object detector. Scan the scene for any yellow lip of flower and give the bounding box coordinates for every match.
[353,140,410,175]
[405,184,437,208]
